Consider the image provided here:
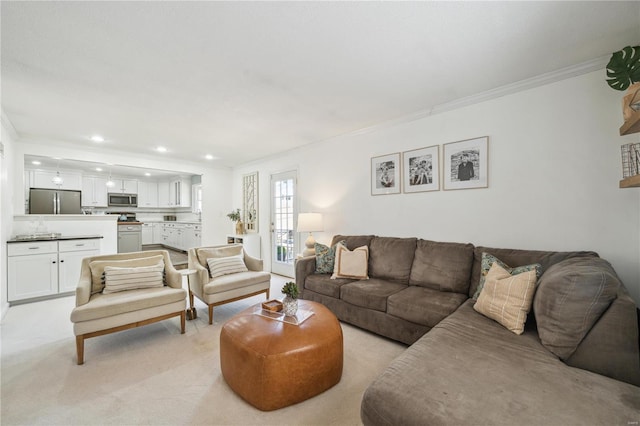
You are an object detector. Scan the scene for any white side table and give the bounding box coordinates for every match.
[179,269,198,320]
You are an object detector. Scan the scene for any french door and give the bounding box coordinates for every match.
[270,171,297,277]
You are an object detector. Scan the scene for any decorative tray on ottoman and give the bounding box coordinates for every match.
[254,305,314,326]
[261,300,283,312]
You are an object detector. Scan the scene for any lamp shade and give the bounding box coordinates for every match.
[297,213,323,233]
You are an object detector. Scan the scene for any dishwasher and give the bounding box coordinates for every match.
[118,224,142,253]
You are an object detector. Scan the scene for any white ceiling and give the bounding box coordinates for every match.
[2,2,639,168]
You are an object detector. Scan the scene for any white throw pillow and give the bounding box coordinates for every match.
[207,255,248,279]
[331,244,369,280]
[103,261,165,294]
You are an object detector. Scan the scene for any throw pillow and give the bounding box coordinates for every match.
[473,252,542,300]
[89,255,164,294]
[314,241,345,274]
[207,255,248,279]
[533,257,620,360]
[473,262,538,335]
[103,262,165,294]
[331,244,369,280]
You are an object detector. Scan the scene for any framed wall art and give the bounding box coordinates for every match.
[402,145,439,193]
[242,171,259,232]
[443,136,489,190]
[371,153,401,195]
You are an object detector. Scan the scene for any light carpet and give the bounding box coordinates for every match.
[1,275,406,425]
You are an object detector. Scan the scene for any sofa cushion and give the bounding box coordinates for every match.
[89,255,164,295]
[409,239,474,293]
[474,263,538,335]
[330,235,375,250]
[534,257,620,360]
[387,286,467,327]
[196,245,243,267]
[314,240,344,274]
[103,262,165,294]
[305,274,354,298]
[368,237,417,282]
[331,244,369,280]
[473,252,541,300]
[469,246,599,298]
[204,271,271,295]
[340,279,406,312]
[70,287,186,323]
[207,255,248,279]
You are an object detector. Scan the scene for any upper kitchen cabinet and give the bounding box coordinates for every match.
[138,181,159,208]
[111,179,138,194]
[158,178,191,207]
[32,170,82,190]
[81,176,108,207]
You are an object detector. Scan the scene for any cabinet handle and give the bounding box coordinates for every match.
[75,244,85,247]
[28,247,40,250]
[60,260,64,263]
[52,261,56,264]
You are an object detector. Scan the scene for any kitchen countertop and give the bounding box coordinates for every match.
[8,234,104,243]
[117,221,144,225]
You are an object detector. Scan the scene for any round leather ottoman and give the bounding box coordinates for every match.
[220,299,343,411]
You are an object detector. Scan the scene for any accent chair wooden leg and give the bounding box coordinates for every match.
[208,305,214,325]
[76,335,85,365]
[180,311,186,334]
[266,288,270,299]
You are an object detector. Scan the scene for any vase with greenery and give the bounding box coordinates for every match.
[227,208,244,234]
[281,281,299,316]
[606,45,640,120]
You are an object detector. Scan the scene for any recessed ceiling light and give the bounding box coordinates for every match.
[205,154,215,160]
[31,160,41,165]
[91,135,105,143]
[95,167,103,172]
[156,146,167,153]
[145,172,151,177]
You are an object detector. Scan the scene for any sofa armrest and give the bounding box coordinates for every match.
[295,256,316,293]
[164,262,182,289]
[75,265,93,307]
[187,260,208,299]
[244,252,263,272]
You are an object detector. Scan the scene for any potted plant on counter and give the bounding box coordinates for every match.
[227,208,244,235]
[281,281,299,316]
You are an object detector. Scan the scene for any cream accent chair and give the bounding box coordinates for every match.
[187,244,271,324]
[70,250,186,365]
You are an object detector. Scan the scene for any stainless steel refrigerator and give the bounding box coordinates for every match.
[29,188,82,214]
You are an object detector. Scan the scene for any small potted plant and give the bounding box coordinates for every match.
[606,45,640,120]
[281,281,299,316]
[227,208,244,234]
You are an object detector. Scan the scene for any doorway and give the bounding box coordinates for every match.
[270,171,297,277]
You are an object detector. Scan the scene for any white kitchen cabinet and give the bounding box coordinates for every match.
[137,181,158,208]
[81,176,108,207]
[158,181,171,207]
[111,179,138,194]
[141,223,154,245]
[8,238,101,303]
[32,170,82,190]
[152,223,162,244]
[182,224,201,250]
[58,239,101,293]
[159,178,191,207]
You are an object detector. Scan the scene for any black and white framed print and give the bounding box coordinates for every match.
[402,145,439,193]
[371,153,401,195]
[443,136,489,190]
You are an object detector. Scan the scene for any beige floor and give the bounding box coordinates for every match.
[1,274,406,425]
[142,244,188,268]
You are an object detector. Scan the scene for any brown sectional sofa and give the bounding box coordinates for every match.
[294,235,640,425]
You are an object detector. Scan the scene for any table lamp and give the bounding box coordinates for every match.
[297,213,323,257]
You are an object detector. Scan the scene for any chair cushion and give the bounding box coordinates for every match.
[387,286,468,327]
[207,255,248,279]
[534,257,620,360]
[368,237,417,282]
[331,245,369,280]
[103,262,165,294]
[204,271,271,295]
[409,239,474,293]
[196,245,243,267]
[340,279,406,312]
[89,255,164,294]
[70,287,186,323]
[474,263,538,335]
[305,275,354,298]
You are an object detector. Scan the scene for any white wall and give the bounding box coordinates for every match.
[234,70,640,306]
[11,141,233,246]
[1,116,18,320]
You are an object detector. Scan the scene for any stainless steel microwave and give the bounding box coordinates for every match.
[108,193,138,207]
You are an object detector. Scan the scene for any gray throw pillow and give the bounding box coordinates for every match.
[533,257,620,360]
